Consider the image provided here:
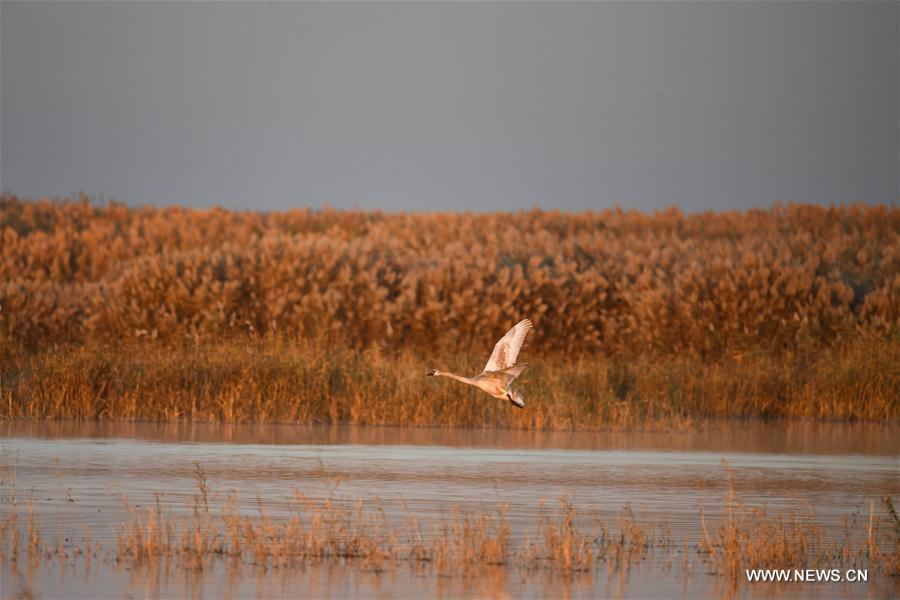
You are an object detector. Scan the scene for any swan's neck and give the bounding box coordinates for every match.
[436,370,474,385]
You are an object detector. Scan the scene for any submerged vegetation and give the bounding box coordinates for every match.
[2,468,898,592]
[1,195,898,427]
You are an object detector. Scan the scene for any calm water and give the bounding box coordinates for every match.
[1,421,898,599]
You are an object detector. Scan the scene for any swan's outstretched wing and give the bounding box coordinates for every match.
[483,318,533,373]
[481,364,528,388]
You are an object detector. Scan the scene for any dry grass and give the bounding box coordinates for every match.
[2,195,898,427]
[698,463,900,586]
[2,335,897,428]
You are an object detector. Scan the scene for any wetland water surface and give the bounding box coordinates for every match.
[2,421,898,599]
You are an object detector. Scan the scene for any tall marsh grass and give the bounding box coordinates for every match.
[1,195,898,426]
[2,336,897,427]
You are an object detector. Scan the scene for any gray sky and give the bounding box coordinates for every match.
[2,1,898,212]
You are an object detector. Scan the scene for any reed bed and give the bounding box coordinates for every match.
[3,195,898,356]
[2,195,898,427]
[2,335,897,427]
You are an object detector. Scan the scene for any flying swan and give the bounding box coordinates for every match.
[427,318,533,408]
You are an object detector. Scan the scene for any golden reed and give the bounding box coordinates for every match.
[1,195,898,427]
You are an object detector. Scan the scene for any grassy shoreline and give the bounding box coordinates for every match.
[3,336,897,429]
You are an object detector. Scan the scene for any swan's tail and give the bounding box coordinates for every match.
[507,389,525,409]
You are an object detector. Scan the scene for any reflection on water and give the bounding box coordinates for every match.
[8,558,711,600]
[6,419,898,455]
[1,420,898,599]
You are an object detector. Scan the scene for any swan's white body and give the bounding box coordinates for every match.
[428,318,533,408]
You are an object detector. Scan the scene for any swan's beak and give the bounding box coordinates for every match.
[426,370,436,376]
